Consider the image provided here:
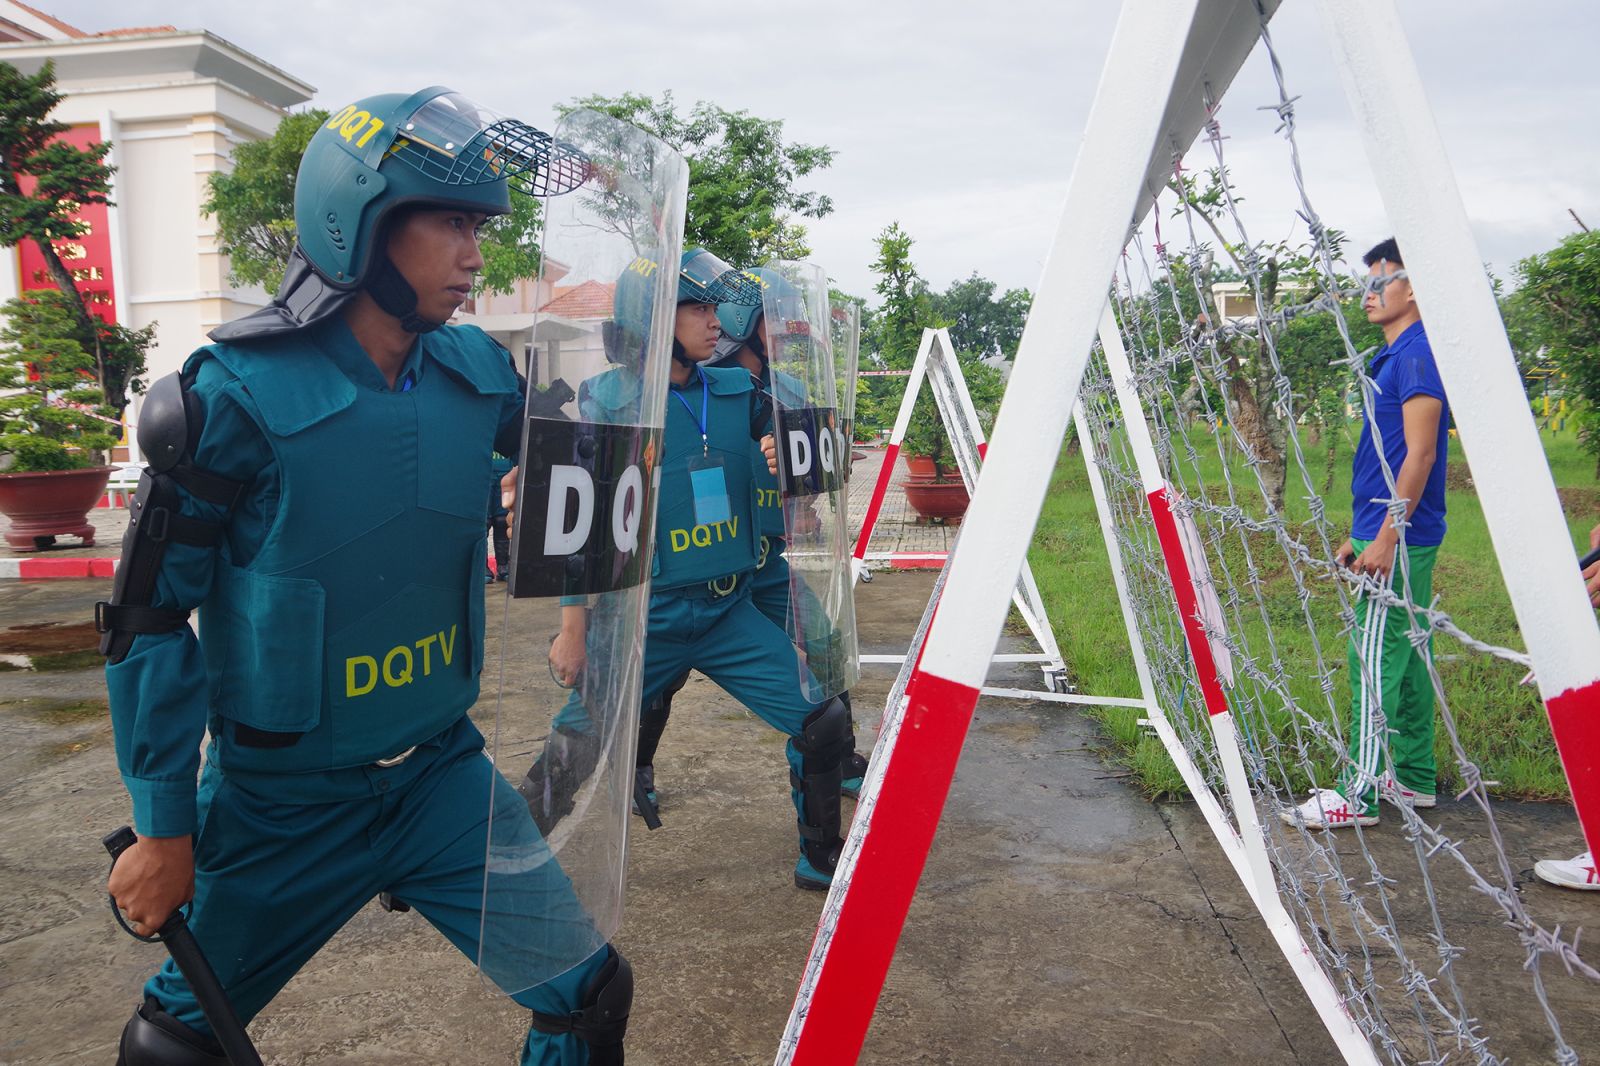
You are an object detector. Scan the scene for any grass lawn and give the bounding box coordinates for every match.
[1027,423,1596,803]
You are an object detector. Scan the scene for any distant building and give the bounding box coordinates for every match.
[463,264,612,407]
[0,1,313,455]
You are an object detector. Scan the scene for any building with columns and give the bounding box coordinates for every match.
[0,1,313,452]
[1,3,607,434]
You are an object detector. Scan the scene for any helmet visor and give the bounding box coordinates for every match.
[679,249,764,306]
[388,92,590,198]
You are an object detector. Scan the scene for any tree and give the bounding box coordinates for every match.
[1515,229,1600,473]
[0,290,122,470]
[1143,166,1363,512]
[0,60,148,417]
[559,92,835,268]
[204,109,326,293]
[928,272,1032,361]
[855,222,1007,481]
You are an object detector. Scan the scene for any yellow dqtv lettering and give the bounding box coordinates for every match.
[343,625,459,699]
[346,655,378,697]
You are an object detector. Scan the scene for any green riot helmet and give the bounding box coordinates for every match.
[212,87,588,342]
[601,253,665,368]
[710,265,804,367]
[673,248,762,368]
[678,248,763,307]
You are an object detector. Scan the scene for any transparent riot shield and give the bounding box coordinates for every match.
[830,298,862,481]
[480,109,686,995]
[763,260,860,703]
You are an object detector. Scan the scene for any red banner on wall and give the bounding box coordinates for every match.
[15,123,118,325]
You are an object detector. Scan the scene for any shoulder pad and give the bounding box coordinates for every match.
[702,365,754,397]
[136,372,191,474]
[426,325,520,397]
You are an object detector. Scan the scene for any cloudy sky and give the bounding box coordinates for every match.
[46,0,1600,301]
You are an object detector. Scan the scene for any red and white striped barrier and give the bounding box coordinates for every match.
[0,557,117,580]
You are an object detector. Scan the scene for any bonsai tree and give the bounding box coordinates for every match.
[0,290,121,471]
[1,59,150,424]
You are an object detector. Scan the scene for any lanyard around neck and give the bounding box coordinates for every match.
[672,371,711,456]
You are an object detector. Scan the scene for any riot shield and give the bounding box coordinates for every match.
[480,108,686,995]
[829,298,862,481]
[763,260,860,702]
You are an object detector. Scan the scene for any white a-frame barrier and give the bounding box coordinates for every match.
[852,327,1079,700]
[776,2,1600,1064]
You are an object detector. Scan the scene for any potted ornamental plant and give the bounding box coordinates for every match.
[0,290,122,550]
[898,356,1007,524]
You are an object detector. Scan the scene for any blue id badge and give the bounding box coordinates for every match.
[688,455,732,526]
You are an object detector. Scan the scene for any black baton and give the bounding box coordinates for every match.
[103,826,264,1066]
[633,772,663,831]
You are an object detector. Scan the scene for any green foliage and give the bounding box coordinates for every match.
[1513,230,1600,469]
[0,61,113,253]
[477,191,543,296]
[559,92,835,268]
[0,60,149,418]
[0,291,119,471]
[855,223,1009,477]
[855,222,933,448]
[928,272,1031,361]
[1031,426,1592,801]
[204,109,326,293]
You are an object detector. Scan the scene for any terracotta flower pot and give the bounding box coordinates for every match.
[902,476,970,523]
[903,454,938,479]
[0,466,111,551]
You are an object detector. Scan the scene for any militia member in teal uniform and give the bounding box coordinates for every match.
[630,266,868,809]
[96,88,631,1065]
[716,268,868,785]
[534,249,852,890]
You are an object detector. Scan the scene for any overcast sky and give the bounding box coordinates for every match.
[46,0,1600,302]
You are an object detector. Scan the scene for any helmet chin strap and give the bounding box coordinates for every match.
[365,253,447,334]
[671,339,697,369]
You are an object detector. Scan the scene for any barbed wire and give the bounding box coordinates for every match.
[1076,6,1594,1062]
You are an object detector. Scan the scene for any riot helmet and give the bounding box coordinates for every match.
[213,87,587,342]
[710,265,808,368]
[671,248,761,367]
[601,253,663,369]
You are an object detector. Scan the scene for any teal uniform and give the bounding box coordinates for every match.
[106,318,607,1064]
[555,363,823,824]
[748,368,801,629]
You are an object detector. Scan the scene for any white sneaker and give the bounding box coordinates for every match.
[1378,773,1436,809]
[1533,851,1600,891]
[1279,788,1378,830]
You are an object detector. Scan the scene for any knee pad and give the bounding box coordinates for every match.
[528,946,633,1066]
[116,997,227,1066]
[792,697,851,870]
[794,696,852,770]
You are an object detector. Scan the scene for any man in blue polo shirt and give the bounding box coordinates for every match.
[1284,237,1450,831]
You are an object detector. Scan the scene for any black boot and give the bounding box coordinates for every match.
[116,997,227,1065]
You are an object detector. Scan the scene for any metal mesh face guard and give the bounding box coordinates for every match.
[680,249,765,306]
[388,93,590,198]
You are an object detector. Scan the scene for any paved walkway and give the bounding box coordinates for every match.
[847,445,956,560]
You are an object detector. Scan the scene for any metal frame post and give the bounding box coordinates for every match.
[777,4,1206,1061]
